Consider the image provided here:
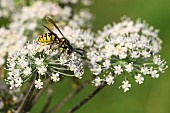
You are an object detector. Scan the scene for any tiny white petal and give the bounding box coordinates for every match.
[114,65,123,75]
[119,80,131,92]
[34,79,43,89]
[51,73,60,82]
[135,74,144,84]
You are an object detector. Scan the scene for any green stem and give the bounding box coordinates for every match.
[66,82,106,113]
[40,85,53,113]
[16,74,37,113]
[24,78,50,112]
[47,85,83,113]
[47,80,90,113]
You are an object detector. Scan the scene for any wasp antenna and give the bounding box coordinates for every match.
[46,16,65,38]
[42,24,62,42]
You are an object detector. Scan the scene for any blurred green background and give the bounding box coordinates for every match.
[30,0,170,113]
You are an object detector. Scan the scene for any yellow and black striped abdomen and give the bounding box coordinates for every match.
[37,33,59,43]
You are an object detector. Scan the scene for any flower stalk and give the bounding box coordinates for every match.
[40,85,54,113]
[47,79,91,113]
[16,74,37,113]
[66,82,106,113]
[25,78,50,112]
[48,85,83,113]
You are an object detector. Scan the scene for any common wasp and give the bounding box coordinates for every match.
[37,17,84,57]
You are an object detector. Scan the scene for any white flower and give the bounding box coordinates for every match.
[14,77,23,88]
[51,73,60,82]
[120,80,131,92]
[6,40,85,89]
[91,64,102,75]
[61,25,94,49]
[34,79,43,89]
[103,60,111,68]
[35,58,44,66]
[134,74,144,84]
[119,52,127,59]
[92,77,102,86]
[150,69,159,78]
[37,66,47,75]
[153,55,168,73]
[74,67,84,79]
[153,55,162,65]
[68,9,92,28]
[60,0,78,4]
[81,0,92,6]
[141,67,150,75]
[85,16,167,92]
[142,50,151,58]
[131,51,140,58]
[12,69,20,78]
[27,43,37,51]
[8,80,15,89]
[67,52,84,79]
[105,74,114,85]
[112,47,119,56]
[17,57,28,68]
[125,63,134,72]
[0,28,26,66]
[0,0,14,18]
[114,65,123,75]
[23,67,32,76]
[59,54,68,65]
[59,6,72,21]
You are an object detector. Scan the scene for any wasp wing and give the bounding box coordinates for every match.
[46,16,65,38]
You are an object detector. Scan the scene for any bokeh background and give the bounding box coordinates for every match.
[1,0,170,113]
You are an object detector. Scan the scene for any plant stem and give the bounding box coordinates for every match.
[25,78,50,112]
[47,84,84,113]
[40,85,53,113]
[47,79,91,113]
[16,75,37,113]
[66,82,106,113]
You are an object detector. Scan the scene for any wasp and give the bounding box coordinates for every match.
[37,17,85,57]
[37,17,75,56]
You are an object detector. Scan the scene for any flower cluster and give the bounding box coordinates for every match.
[54,26,94,49]
[89,17,168,92]
[0,0,92,73]
[0,28,27,66]
[0,0,14,18]
[0,1,58,66]
[97,16,162,53]
[10,1,62,36]
[9,1,92,38]
[67,9,93,28]
[5,41,84,89]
